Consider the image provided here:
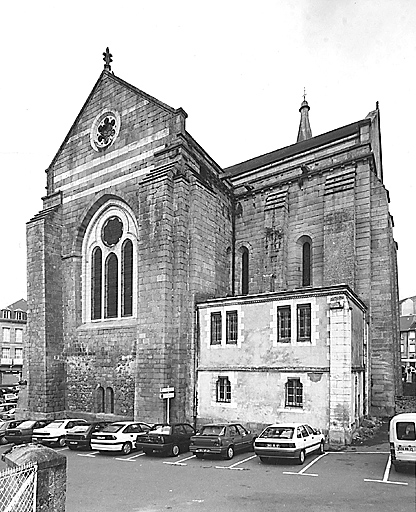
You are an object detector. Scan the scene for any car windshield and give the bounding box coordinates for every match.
[13,421,35,429]
[150,425,171,435]
[45,421,65,429]
[0,421,5,429]
[70,425,90,433]
[396,421,416,441]
[199,425,225,436]
[101,424,124,433]
[259,426,294,439]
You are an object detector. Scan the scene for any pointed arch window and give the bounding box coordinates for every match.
[83,201,138,323]
[105,387,114,413]
[302,241,311,286]
[91,248,102,320]
[105,253,118,318]
[95,386,105,413]
[241,247,249,295]
[122,240,133,317]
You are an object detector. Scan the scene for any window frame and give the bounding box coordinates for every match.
[297,304,311,343]
[216,376,232,403]
[277,306,291,343]
[285,378,303,408]
[226,310,238,345]
[82,201,138,323]
[210,312,222,345]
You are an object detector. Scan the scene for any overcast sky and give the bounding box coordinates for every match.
[0,0,414,308]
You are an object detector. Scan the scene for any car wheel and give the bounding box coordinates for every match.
[67,445,76,450]
[225,446,234,460]
[58,437,66,447]
[259,456,269,463]
[392,462,401,473]
[318,441,325,454]
[297,450,306,465]
[195,453,204,459]
[121,442,132,455]
[171,444,180,457]
[0,437,8,445]
[143,449,151,455]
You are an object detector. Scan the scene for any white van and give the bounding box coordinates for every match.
[389,412,416,471]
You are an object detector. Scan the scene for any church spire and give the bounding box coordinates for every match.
[297,89,312,143]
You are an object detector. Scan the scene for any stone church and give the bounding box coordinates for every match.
[21,50,400,444]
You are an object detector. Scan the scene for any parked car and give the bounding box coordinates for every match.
[32,418,87,447]
[389,412,416,472]
[0,419,23,445]
[5,419,51,445]
[91,421,151,455]
[190,423,256,460]
[254,423,325,464]
[65,421,113,450]
[0,403,17,419]
[137,423,196,457]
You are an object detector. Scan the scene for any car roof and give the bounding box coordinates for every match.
[201,423,238,427]
[391,413,416,421]
[263,423,307,428]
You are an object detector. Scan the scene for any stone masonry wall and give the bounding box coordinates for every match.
[26,207,65,416]
[368,171,400,415]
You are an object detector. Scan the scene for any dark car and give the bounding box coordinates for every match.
[189,423,256,460]
[5,419,51,445]
[65,421,113,450]
[0,419,23,445]
[137,423,196,456]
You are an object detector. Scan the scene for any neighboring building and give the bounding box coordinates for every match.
[399,296,416,378]
[197,286,368,444]
[0,299,26,384]
[22,51,400,445]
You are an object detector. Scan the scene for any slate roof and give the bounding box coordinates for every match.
[2,299,27,312]
[400,315,416,332]
[224,119,368,179]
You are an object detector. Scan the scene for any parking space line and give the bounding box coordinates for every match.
[115,452,147,461]
[215,454,257,471]
[78,451,99,457]
[163,455,196,466]
[364,455,408,486]
[283,453,327,476]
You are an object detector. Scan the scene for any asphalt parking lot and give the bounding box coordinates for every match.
[1,437,414,512]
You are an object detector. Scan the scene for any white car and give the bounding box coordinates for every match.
[90,421,151,455]
[254,423,325,464]
[32,418,87,447]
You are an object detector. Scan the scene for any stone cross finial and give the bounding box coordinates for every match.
[103,47,113,71]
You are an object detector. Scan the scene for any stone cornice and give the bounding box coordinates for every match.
[196,284,368,311]
[197,366,329,373]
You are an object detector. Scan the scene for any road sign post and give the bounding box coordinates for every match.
[160,387,175,422]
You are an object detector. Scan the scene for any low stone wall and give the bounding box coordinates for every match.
[395,395,416,414]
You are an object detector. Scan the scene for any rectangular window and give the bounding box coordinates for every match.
[297,304,311,342]
[2,328,10,343]
[210,312,222,345]
[1,347,10,359]
[15,329,23,343]
[216,376,231,402]
[285,378,303,407]
[277,306,291,342]
[226,311,238,344]
[14,348,23,360]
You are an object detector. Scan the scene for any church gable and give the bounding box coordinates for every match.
[47,71,185,206]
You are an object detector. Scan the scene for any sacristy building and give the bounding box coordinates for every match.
[21,53,401,445]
